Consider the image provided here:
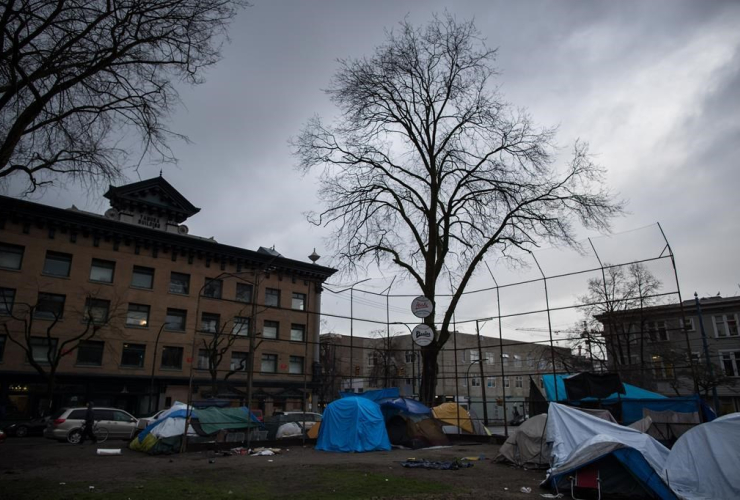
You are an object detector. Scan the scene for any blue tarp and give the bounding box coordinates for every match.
[541,374,703,424]
[340,387,400,402]
[316,397,391,453]
[377,397,431,418]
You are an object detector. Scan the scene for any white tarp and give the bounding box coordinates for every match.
[663,412,740,500]
[546,403,670,479]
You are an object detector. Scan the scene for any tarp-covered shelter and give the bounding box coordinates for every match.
[130,402,260,454]
[542,374,704,424]
[339,387,400,403]
[385,414,450,449]
[563,372,626,400]
[316,397,391,453]
[663,412,740,500]
[497,407,615,468]
[546,403,675,499]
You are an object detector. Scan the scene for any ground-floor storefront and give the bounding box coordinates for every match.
[0,372,316,419]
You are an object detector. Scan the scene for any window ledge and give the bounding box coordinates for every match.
[160,367,183,371]
[120,365,145,370]
[125,325,150,330]
[130,286,154,292]
[41,273,71,280]
[168,291,190,297]
[88,280,114,286]
[164,329,186,334]
[74,364,103,368]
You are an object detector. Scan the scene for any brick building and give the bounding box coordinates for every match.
[0,176,335,418]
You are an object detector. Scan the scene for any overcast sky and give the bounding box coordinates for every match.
[7,0,740,339]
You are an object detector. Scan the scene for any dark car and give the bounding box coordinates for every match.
[3,417,48,438]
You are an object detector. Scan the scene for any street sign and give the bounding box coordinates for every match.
[412,324,435,347]
[411,296,434,318]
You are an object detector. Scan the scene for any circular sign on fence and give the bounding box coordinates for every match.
[411,296,434,318]
[412,324,435,347]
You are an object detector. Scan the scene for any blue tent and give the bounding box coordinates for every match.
[316,397,391,453]
[541,374,705,424]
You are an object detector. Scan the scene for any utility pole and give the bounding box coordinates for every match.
[694,293,720,413]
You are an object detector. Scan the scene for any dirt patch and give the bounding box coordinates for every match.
[0,438,549,499]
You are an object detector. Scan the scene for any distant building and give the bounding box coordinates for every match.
[318,331,580,423]
[596,296,740,414]
[0,177,335,417]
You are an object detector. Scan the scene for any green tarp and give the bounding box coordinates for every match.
[195,407,259,435]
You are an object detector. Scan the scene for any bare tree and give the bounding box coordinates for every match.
[367,330,404,389]
[0,0,246,193]
[295,15,622,404]
[0,293,122,412]
[317,334,343,406]
[579,262,663,386]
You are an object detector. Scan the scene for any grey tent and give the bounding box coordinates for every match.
[495,414,551,467]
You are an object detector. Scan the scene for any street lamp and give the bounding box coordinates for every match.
[465,359,483,413]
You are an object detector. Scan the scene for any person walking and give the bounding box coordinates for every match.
[79,401,97,444]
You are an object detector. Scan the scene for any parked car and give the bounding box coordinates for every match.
[0,429,6,444]
[265,412,322,439]
[2,417,48,438]
[44,407,138,443]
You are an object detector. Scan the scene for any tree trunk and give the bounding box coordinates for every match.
[419,347,439,406]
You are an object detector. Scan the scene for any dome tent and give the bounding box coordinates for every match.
[316,397,391,453]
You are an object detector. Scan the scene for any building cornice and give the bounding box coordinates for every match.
[0,194,336,280]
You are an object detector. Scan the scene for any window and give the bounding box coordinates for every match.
[30,337,58,364]
[261,353,277,373]
[263,320,278,339]
[89,259,115,283]
[504,376,510,388]
[236,283,253,303]
[126,304,150,328]
[514,355,522,368]
[487,376,495,388]
[0,243,24,270]
[683,318,695,332]
[485,352,494,366]
[42,251,72,277]
[0,288,15,315]
[367,352,378,367]
[515,376,523,388]
[290,323,305,342]
[121,343,146,367]
[76,340,104,366]
[231,352,248,372]
[501,353,509,367]
[201,313,220,333]
[289,355,304,374]
[232,316,250,336]
[265,288,280,307]
[165,309,187,331]
[0,335,5,362]
[471,377,481,387]
[647,321,669,342]
[131,266,154,289]
[169,272,190,294]
[203,278,222,299]
[720,351,740,377]
[34,293,65,320]
[84,298,110,324]
[405,351,417,363]
[196,349,211,370]
[292,292,306,311]
[469,350,479,363]
[161,346,183,370]
[527,355,535,368]
[651,355,674,379]
[714,314,739,338]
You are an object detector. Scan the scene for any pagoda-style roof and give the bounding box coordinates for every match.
[104,176,200,223]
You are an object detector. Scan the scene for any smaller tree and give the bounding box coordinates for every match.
[318,334,344,406]
[1,293,122,413]
[367,331,405,389]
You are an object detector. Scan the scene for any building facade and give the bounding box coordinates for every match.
[0,177,335,418]
[319,331,579,423]
[596,296,740,415]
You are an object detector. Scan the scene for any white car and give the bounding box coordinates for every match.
[136,409,166,432]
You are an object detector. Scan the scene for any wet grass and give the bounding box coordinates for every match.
[0,469,453,500]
